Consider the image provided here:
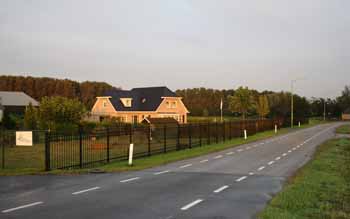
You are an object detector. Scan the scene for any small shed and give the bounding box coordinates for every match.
[342,108,350,121]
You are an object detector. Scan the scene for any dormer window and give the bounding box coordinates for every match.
[166,101,170,108]
[120,98,132,107]
[102,100,107,108]
[171,101,177,108]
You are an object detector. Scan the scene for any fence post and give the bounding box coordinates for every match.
[188,124,192,149]
[147,125,151,156]
[45,130,51,171]
[229,121,232,140]
[129,124,133,144]
[215,121,218,144]
[222,121,226,142]
[163,125,167,153]
[79,128,83,169]
[199,124,202,147]
[106,127,110,163]
[1,130,5,169]
[207,122,210,145]
[176,124,180,151]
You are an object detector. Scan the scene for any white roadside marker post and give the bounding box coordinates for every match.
[244,129,247,140]
[298,121,301,127]
[128,143,134,166]
[275,124,278,133]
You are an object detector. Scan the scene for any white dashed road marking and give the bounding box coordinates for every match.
[200,159,209,163]
[226,152,234,155]
[249,172,255,176]
[2,202,44,213]
[180,164,193,169]
[214,185,229,193]
[236,176,248,182]
[154,170,170,175]
[282,153,287,156]
[120,177,140,183]
[258,166,265,171]
[181,199,204,211]
[72,187,100,195]
[275,157,281,161]
[268,161,275,165]
[214,155,223,159]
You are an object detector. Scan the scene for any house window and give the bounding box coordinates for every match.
[102,100,107,108]
[166,101,170,108]
[171,101,177,108]
[120,98,132,107]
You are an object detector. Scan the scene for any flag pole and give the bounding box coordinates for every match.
[220,98,223,123]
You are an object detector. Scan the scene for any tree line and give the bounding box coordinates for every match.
[0,75,118,108]
[176,86,350,119]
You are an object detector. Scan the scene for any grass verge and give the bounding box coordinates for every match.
[259,138,350,219]
[336,124,350,134]
[0,121,327,176]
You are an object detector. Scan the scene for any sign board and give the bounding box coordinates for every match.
[16,131,33,146]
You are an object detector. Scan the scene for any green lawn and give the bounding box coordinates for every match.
[336,125,350,134]
[259,138,350,219]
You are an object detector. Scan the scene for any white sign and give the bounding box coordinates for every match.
[16,131,33,146]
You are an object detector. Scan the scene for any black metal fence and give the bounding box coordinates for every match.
[0,118,309,171]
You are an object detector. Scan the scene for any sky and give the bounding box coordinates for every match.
[1,0,349,98]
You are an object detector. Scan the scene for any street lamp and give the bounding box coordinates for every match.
[323,99,327,121]
[290,78,305,128]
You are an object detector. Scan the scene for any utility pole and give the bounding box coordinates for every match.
[291,80,295,128]
[323,99,326,121]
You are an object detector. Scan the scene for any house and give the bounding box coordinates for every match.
[342,108,350,121]
[91,86,189,124]
[0,91,39,115]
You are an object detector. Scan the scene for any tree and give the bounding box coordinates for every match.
[23,103,37,130]
[337,85,350,112]
[228,86,255,120]
[256,95,270,119]
[37,96,87,131]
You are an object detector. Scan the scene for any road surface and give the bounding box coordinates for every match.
[0,123,343,219]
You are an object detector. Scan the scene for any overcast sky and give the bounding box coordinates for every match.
[1,0,349,98]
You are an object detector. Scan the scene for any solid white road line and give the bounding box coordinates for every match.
[120,177,140,183]
[154,170,170,175]
[181,199,204,211]
[214,185,229,193]
[226,152,234,155]
[200,159,209,163]
[268,161,275,165]
[236,176,248,182]
[72,187,100,195]
[2,202,43,213]
[258,166,265,171]
[275,157,281,161]
[214,155,223,159]
[179,164,193,169]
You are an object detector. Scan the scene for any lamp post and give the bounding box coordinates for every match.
[291,80,297,128]
[323,99,326,121]
[290,78,306,128]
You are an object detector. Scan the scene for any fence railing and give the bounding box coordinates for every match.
[0,118,309,171]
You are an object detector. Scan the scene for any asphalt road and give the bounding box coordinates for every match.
[0,123,344,219]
